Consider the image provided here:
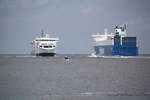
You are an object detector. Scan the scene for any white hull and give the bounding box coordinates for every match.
[36,47,55,53]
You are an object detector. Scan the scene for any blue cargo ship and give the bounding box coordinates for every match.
[91,25,138,56]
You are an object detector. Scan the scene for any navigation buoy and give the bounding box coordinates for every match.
[64,56,70,61]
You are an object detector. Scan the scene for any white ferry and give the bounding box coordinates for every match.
[91,29,114,56]
[31,31,59,56]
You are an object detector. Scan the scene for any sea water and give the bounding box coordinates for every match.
[0,55,150,100]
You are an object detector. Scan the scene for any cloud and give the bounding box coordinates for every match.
[32,0,49,7]
[124,16,150,26]
[80,7,94,16]
[79,5,105,18]
[20,0,49,8]
[0,0,49,9]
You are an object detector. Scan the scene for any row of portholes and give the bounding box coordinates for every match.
[39,45,55,48]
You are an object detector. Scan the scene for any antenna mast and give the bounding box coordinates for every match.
[41,29,44,37]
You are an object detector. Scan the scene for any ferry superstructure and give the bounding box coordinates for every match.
[31,31,59,56]
[92,29,114,56]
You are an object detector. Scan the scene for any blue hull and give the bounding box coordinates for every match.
[112,36,138,56]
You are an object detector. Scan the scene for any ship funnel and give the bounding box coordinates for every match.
[45,34,50,38]
[104,28,108,35]
[41,29,44,37]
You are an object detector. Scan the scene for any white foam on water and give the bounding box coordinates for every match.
[103,56,129,59]
[95,56,150,59]
[15,55,37,58]
[80,91,150,96]
[80,92,94,95]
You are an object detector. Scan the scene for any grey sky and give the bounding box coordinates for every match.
[0,0,150,54]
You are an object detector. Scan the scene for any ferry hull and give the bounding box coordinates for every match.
[36,53,56,56]
[94,45,113,56]
[92,34,114,56]
[34,48,56,56]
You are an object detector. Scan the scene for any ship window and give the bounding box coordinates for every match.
[43,46,53,48]
[44,46,49,48]
[40,46,42,47]
[36,40,55,41]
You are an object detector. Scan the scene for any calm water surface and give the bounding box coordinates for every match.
[0,55,150,100]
